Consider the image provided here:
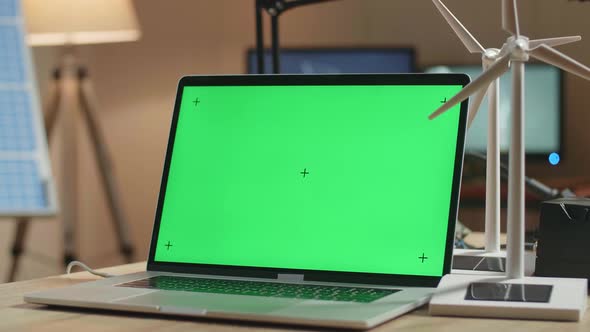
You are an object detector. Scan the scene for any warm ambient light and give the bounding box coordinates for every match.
[22,0,140,46]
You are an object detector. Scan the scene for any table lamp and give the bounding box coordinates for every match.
[18,0,141,268]
[24,0,140,46]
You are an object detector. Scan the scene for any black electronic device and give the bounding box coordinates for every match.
[425,64,563,161]
[535,198,590,285]
[246,48,416,74]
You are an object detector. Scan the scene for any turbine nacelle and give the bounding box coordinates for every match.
[506,36,530,61]
[482,48,501,66]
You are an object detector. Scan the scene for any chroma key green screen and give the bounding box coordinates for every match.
[154,82,464,277]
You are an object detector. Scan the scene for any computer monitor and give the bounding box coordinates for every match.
[425,64,562,160]
[247,48,415,74]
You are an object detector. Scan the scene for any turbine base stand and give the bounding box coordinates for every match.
[430,274,587,321]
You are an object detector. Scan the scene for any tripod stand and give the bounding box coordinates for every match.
[6,52,134,282]
[43,52,134,267]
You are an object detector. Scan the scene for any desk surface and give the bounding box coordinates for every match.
[1,262,589,332]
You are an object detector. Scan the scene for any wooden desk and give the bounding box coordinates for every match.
[1,262,589,331]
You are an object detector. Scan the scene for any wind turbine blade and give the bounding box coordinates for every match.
[502,0,520,36]
[467,86,488,128]
[529,36,581,49]
[432,0,485,53]
[429,55,510,120]
[529,44,590,81]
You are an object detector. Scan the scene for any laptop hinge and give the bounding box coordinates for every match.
[277,274,304,282]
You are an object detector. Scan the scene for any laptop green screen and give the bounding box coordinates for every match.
[153,83,463,277]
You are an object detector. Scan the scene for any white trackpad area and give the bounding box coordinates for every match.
[115,291,299,314]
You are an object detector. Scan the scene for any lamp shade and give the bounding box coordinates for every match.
[23,0,141,46]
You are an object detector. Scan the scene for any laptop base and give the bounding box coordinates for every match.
[25,271,434,330]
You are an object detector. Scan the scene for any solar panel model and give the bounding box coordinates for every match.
[0,0,56,217]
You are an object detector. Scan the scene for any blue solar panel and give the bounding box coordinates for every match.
[0,25,26,83]
[0,90,35,150]
[0,0,56,215]
[0,160,47,210]
[0,0,18,17]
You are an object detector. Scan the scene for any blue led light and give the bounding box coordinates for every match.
[549,152,560,166]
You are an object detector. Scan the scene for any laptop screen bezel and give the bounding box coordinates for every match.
[147,74,469,287]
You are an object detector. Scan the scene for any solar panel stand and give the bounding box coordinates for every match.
[42,67,62,136]
[43,52,135,267]
[6,217,31,282]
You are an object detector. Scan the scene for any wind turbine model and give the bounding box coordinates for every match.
[431,0,581,274]
[429,0,590,321]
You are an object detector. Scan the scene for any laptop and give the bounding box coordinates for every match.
[25,74,469,330]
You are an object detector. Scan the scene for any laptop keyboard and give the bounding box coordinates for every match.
[118,276,398,303]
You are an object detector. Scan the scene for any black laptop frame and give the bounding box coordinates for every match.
[147,74,469,287]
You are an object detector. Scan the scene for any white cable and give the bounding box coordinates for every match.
[66,261,117,278]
